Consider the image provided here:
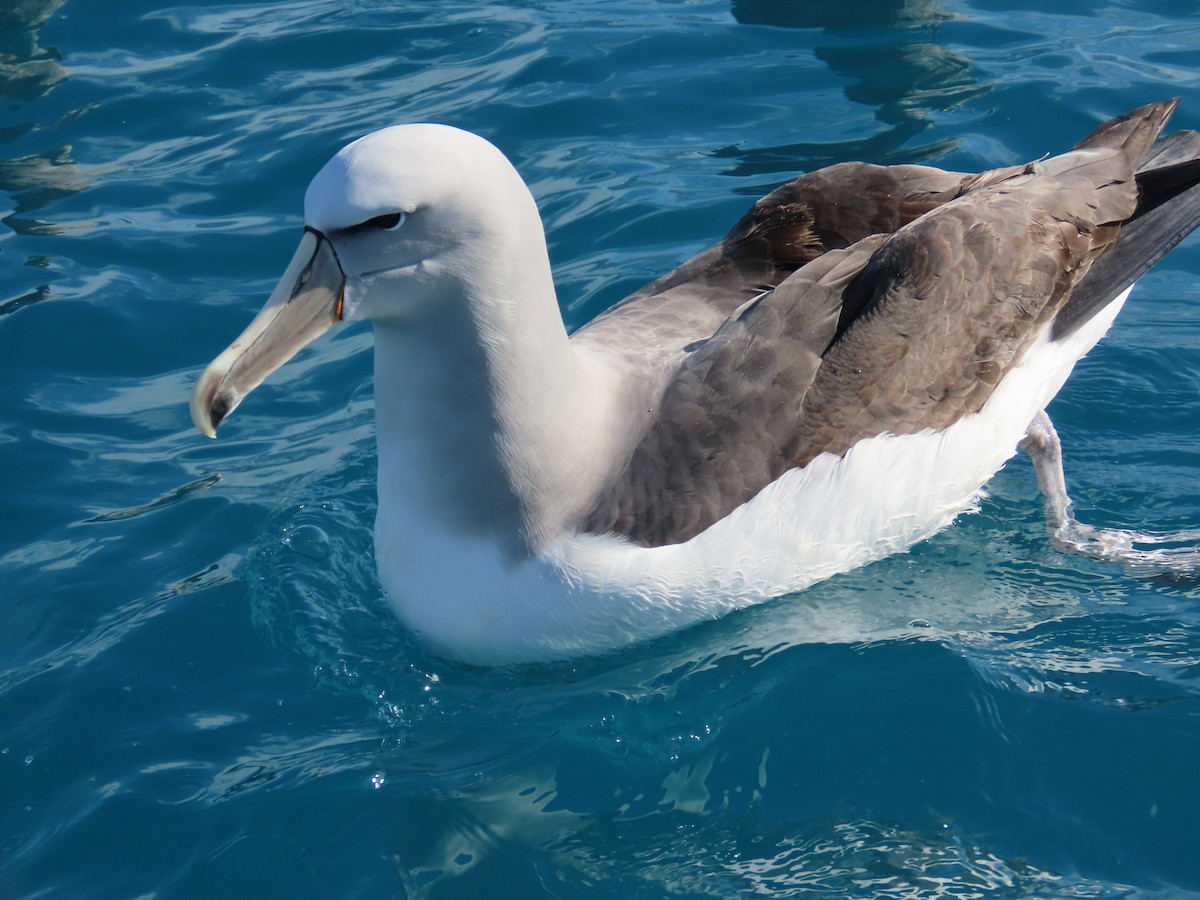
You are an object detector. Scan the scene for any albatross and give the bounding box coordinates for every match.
[191,100,1200,665]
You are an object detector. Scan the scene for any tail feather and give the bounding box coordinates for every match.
[1053,144,1200,340]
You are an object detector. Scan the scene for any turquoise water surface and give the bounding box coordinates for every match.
[3,1,1200,897]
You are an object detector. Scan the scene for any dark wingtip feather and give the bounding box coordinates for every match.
[1053,102,1200,341]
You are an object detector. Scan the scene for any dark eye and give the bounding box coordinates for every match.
[350,212,406,234]
[370,211,406,231]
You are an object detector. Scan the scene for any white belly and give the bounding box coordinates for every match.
[375,289,1131,665]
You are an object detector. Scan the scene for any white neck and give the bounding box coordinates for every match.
[371,221,624,558]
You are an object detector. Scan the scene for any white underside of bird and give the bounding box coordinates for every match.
[370,290,1126,664]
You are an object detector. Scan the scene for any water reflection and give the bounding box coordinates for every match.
[0,145,92,220]
[0,0,96,308]
[727,0,986,173]
[0,0,68,102]
[732,0,949,30]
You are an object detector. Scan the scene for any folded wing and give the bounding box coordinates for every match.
[580,100,1200,548]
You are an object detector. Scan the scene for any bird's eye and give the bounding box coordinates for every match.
[345,211,408,236]
[369,211,406,231]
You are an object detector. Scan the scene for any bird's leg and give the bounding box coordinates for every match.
[1020,410,1200,576]
[1019,411,1078,541]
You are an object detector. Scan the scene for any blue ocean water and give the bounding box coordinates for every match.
[3,0,1200,896]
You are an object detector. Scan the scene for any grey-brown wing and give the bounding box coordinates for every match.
[581,101,1182,548]
[569,159,984,544]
